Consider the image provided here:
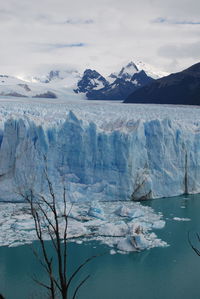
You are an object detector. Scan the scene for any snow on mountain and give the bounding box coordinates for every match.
[117,61,139,80]
[0,74,25,85]
[74,61,170,101]
[0,97,199,203]
[0,74,59,98]
[86,71,153,101]
[107,61,167,83]
[135,61,168,79]
[0,61,168,101]
[107,62,139,83]
[77,64,154,101]
[30,69,81,88]
[74,69,109,93]
[0,72,86,100]
[9,61,166,101]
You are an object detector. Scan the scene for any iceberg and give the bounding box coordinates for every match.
[88,201,105,220]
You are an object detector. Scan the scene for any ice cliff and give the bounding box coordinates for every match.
[0,97,199,201]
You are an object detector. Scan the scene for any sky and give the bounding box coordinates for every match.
[0,0,200,77]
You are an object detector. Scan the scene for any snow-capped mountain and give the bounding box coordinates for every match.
[0,74,59,98]
[0,61,167,101]
[75,62,154,100]
[74,69,109,93]
[117,61,139,80]
[88,70,153,101]
[135,61,168,79]
[31,69,81,88]
[0,71,85,100]
[107,62,139,83]
[124,62,200,105]
[107,61,167,83]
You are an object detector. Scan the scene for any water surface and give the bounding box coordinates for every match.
[1,194,200,299]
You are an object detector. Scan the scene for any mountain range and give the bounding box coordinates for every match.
[124,62,200,105]
[4,61,200,106]
[74,62,155,100]
[0,75,58,98]
[0,61,166,100]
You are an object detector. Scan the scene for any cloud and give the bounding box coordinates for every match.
[158,41,200,59]
[0,0,200,76]
[64,18,94,25]
[153,17,200,25]
[34,43,87,52]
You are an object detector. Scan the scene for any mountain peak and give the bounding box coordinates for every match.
[135,61,168,79]
[126,61,139,70]
[75,69,108,93]
[83,69,102,78]
[118,61,139,80]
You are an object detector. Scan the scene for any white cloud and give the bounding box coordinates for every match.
[0,0,200,76]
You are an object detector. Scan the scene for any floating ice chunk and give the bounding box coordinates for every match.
[115,205,132,217]
[115,205,144,219]
[117,237,137,252]
[9,241,30,248]
[148,232,168,248]
[0,201,167,251]
[128,222,146,235]
[67,219,88,238]
[138,221,152,230]
[76,240,83,244]
[117,231,159,252]
[152,220,165,229]
[132,234,151,250]
[98,221,128,237]
[11,220,34,231]
[173,217,191,222]
[129,209,145,219]
[88,201,105,220]
[68,210,80,220]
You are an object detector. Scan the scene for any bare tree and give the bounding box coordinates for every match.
[18,169,98,299]
[188,231,200,256]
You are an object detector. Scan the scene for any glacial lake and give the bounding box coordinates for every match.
[1,194,200,299]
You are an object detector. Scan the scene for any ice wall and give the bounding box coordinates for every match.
[0,108,199,201]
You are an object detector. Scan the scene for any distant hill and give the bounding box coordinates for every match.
[124,62,200,105]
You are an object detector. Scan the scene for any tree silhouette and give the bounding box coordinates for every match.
[19,167,99,299]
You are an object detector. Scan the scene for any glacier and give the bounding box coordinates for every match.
[0,97,199,201]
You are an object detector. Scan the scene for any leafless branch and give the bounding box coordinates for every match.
[72,275,90,299]
[18,156,100,299]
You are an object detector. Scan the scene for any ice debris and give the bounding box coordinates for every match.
[0,200,167,253]
[88,201,105,220]
[173,217,191,222]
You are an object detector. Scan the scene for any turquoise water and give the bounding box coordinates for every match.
[1,194,200,299]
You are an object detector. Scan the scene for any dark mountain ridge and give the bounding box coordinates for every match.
[124,62,200,105]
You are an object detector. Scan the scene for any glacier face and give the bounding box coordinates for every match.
[0,97,199,201]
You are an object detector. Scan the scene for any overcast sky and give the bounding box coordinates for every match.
[1,0,200,77]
